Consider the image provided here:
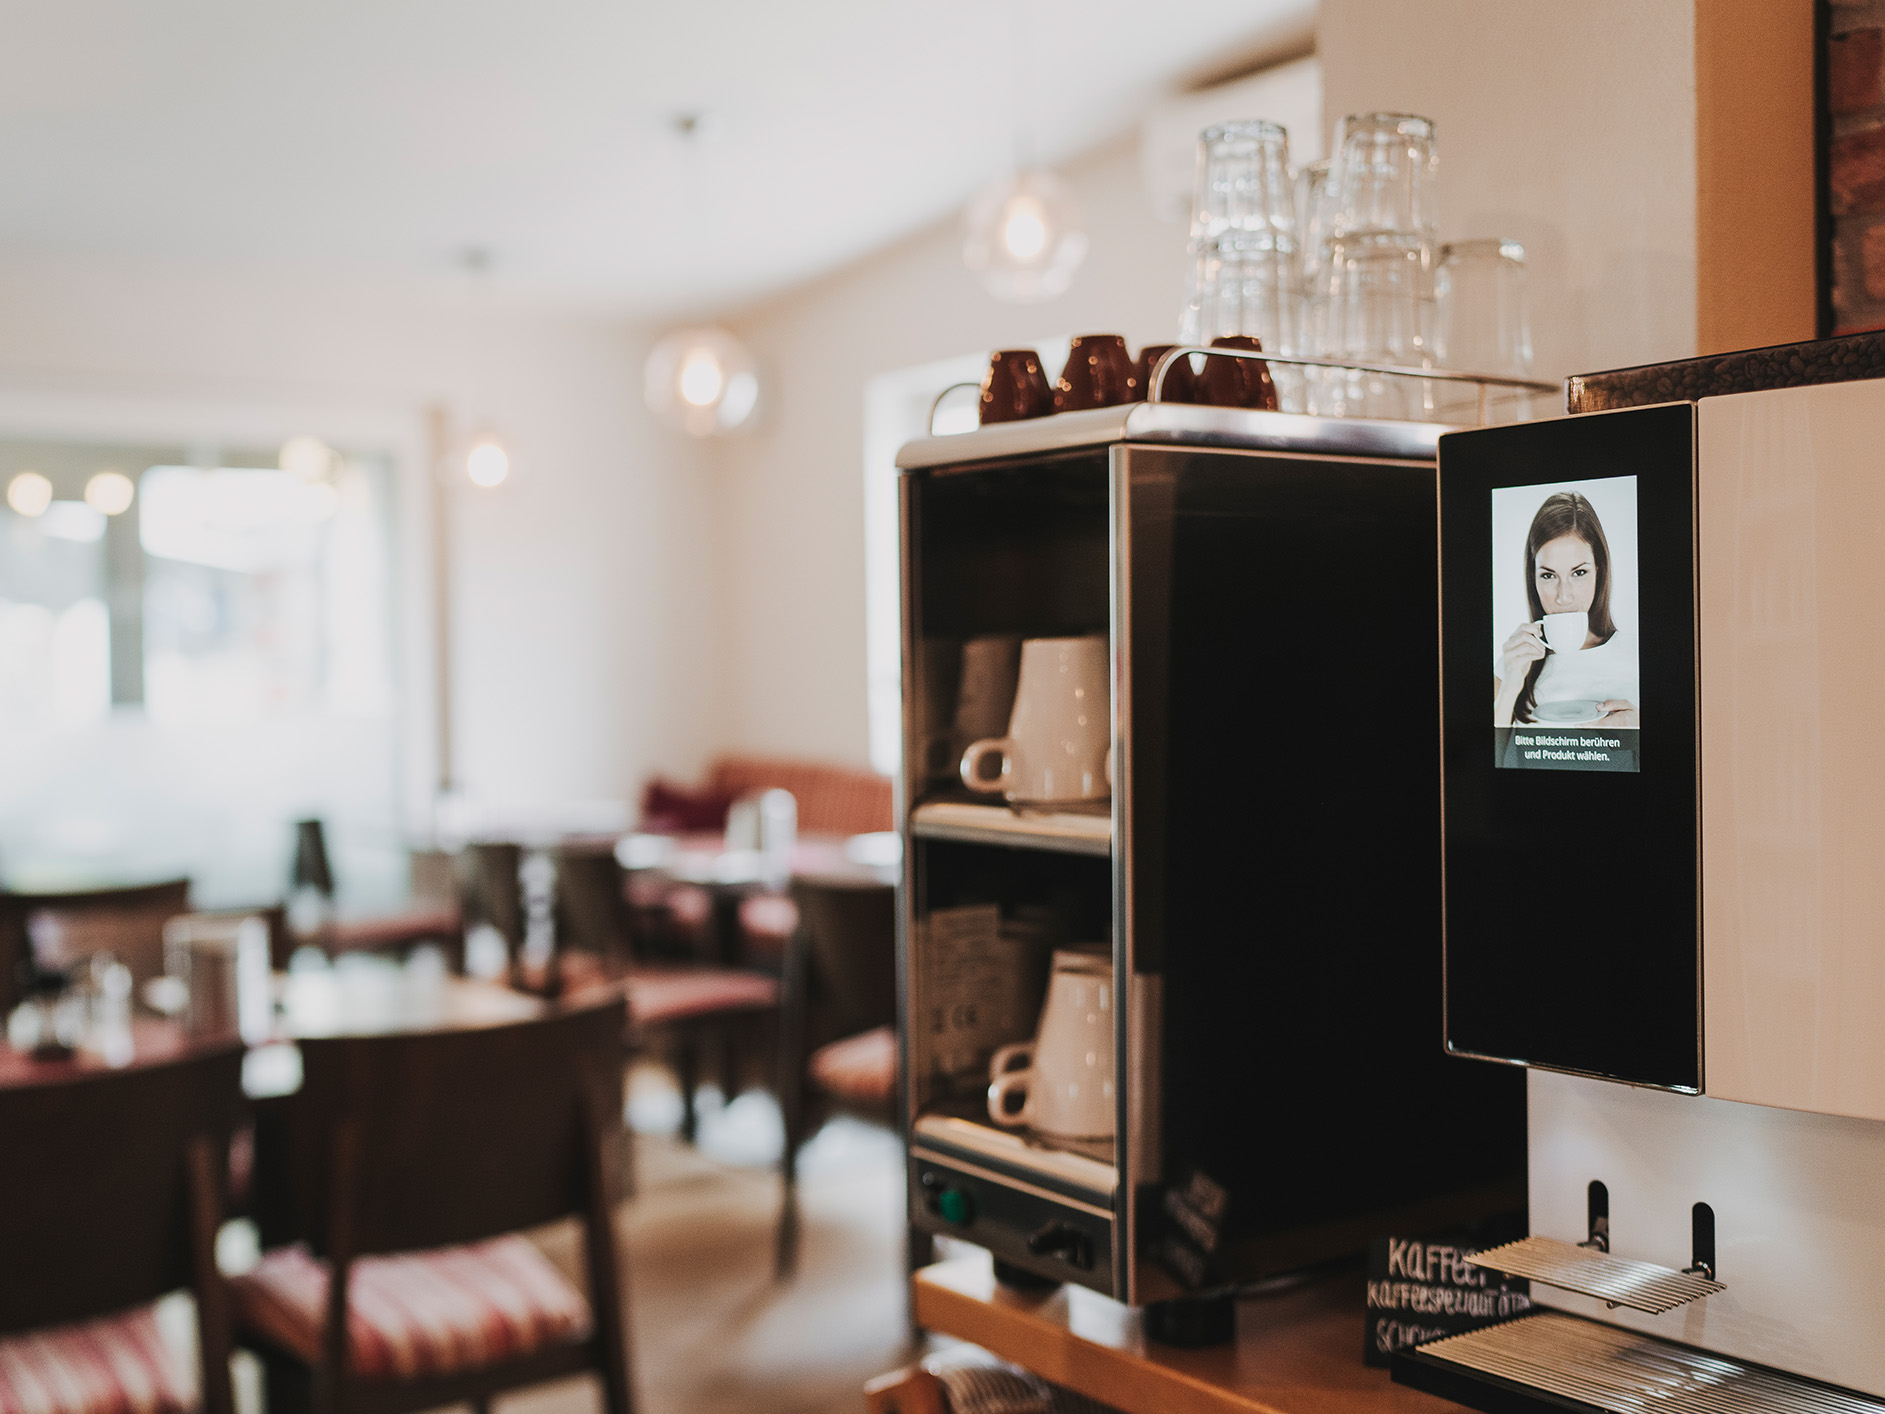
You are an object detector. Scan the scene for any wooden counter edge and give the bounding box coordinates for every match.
[912,1262,1296,1414]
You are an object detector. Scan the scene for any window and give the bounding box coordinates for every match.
[0,440,402,907]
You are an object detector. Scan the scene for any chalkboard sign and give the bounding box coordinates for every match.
[1364,1227,1532,1367]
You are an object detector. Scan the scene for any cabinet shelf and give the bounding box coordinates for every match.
[909,800,1112,857]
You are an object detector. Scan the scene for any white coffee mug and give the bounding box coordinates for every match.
[959,635,1109,806]
[986,947,1114,1140]
[1539,610,1589,653]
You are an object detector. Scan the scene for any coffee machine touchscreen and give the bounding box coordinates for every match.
[1439,404,1697,1091]
[1491,476,1640,772]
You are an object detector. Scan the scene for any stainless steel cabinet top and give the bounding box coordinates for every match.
[895,402,1452,470]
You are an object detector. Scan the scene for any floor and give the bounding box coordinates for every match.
[519,1066,922,1414]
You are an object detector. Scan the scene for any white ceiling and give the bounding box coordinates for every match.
[0,0,1312,317]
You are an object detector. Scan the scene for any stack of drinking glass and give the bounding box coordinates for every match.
[1179,111,1537,423]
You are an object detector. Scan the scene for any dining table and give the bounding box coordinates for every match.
[0,949,545,1099]
[615,829,900,965]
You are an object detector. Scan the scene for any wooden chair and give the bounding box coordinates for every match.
[774,875,915,1279]
[0,877,192,1012]
[235,999,633,1414]
[0,1043,244,1414]
[551,844,779,1145]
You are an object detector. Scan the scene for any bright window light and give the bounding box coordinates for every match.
[139,466,337,573]
[41,501,107,543]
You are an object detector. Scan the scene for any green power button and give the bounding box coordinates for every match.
[938,1186,976,1226]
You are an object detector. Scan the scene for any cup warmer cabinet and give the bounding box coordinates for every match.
[894,402,1528,1310]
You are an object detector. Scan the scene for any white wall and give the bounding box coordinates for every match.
[0,251,724,826]
[1318,0,1698,382]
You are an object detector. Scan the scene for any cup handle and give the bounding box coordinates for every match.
[987,1043,1035,1128]
[960,737,1013,794]
[990,1041,1034,1075]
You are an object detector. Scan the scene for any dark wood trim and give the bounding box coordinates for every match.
[187,1133,238,1414]
[581,1081,636,1414]
[1816,0,1834,338]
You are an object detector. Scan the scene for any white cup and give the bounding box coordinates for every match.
[959,635,1109,806]
[986,947,1114,1140]
[1539,610,1589,653]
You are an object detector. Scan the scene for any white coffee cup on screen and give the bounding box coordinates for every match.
[1538,610,1588,653]
[959,635,1109,806]
[986,947,1114,1141]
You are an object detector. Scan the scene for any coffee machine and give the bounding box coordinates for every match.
[895,398,1528,1310]
[1403,360,1885,1408]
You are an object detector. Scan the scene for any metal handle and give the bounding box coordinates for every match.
[927,381,982,435]
[1147,345,1558,425]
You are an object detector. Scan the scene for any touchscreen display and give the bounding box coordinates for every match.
[1441,404,1697,1092]
[1490,476,1640,772]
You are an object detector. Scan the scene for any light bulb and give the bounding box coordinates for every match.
[7,471,52,517]
[85,470,136,516]
[1002,197,1048,259]
[466,438,510,488]
[963,169,1088,303]
[644,327,760,437]
[678,350,725,408]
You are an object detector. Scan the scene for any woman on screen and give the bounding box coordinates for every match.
[1493,491,1639,728]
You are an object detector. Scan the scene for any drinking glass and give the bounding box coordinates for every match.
[1294,158,1333,408]
[1314,112,1440,419]
[1327,112,1438,244]
[1180,120,1301,408]
[1434,238,1535,422]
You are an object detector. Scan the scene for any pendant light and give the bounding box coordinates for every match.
[963,169,1088,303]
[641,112,761,439]
[457,248,513,488]
[644,326,760,438]
[960,0,1086,303]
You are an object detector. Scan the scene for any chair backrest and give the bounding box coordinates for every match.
[791,878,897,1040]
[259,999,626,1258]
[554,846,630,964]
[0,877,193,1016]
[460,843,525,955]
[0,1043,244,1334]
[708,756,893,836]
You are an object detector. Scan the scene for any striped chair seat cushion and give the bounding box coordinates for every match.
[808,1025,897,1107]
[0,1305,193,1414]
[621,965,779,1026]
[230,1236,589,1379]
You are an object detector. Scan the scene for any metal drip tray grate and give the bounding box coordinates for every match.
[1404,1311,1885,1414]
[1467,1235,1724,1315]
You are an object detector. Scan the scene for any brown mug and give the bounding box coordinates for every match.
[1196,335,1280,411]
[1132,345,1200,404]
[1054,334,1135,413]
[980,349,1054,424]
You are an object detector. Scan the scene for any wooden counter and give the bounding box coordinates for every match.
[910,1255,1468,1414]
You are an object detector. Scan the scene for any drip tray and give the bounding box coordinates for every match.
[1395,1311,1885,1414]
[1468,1235,1724,1315]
